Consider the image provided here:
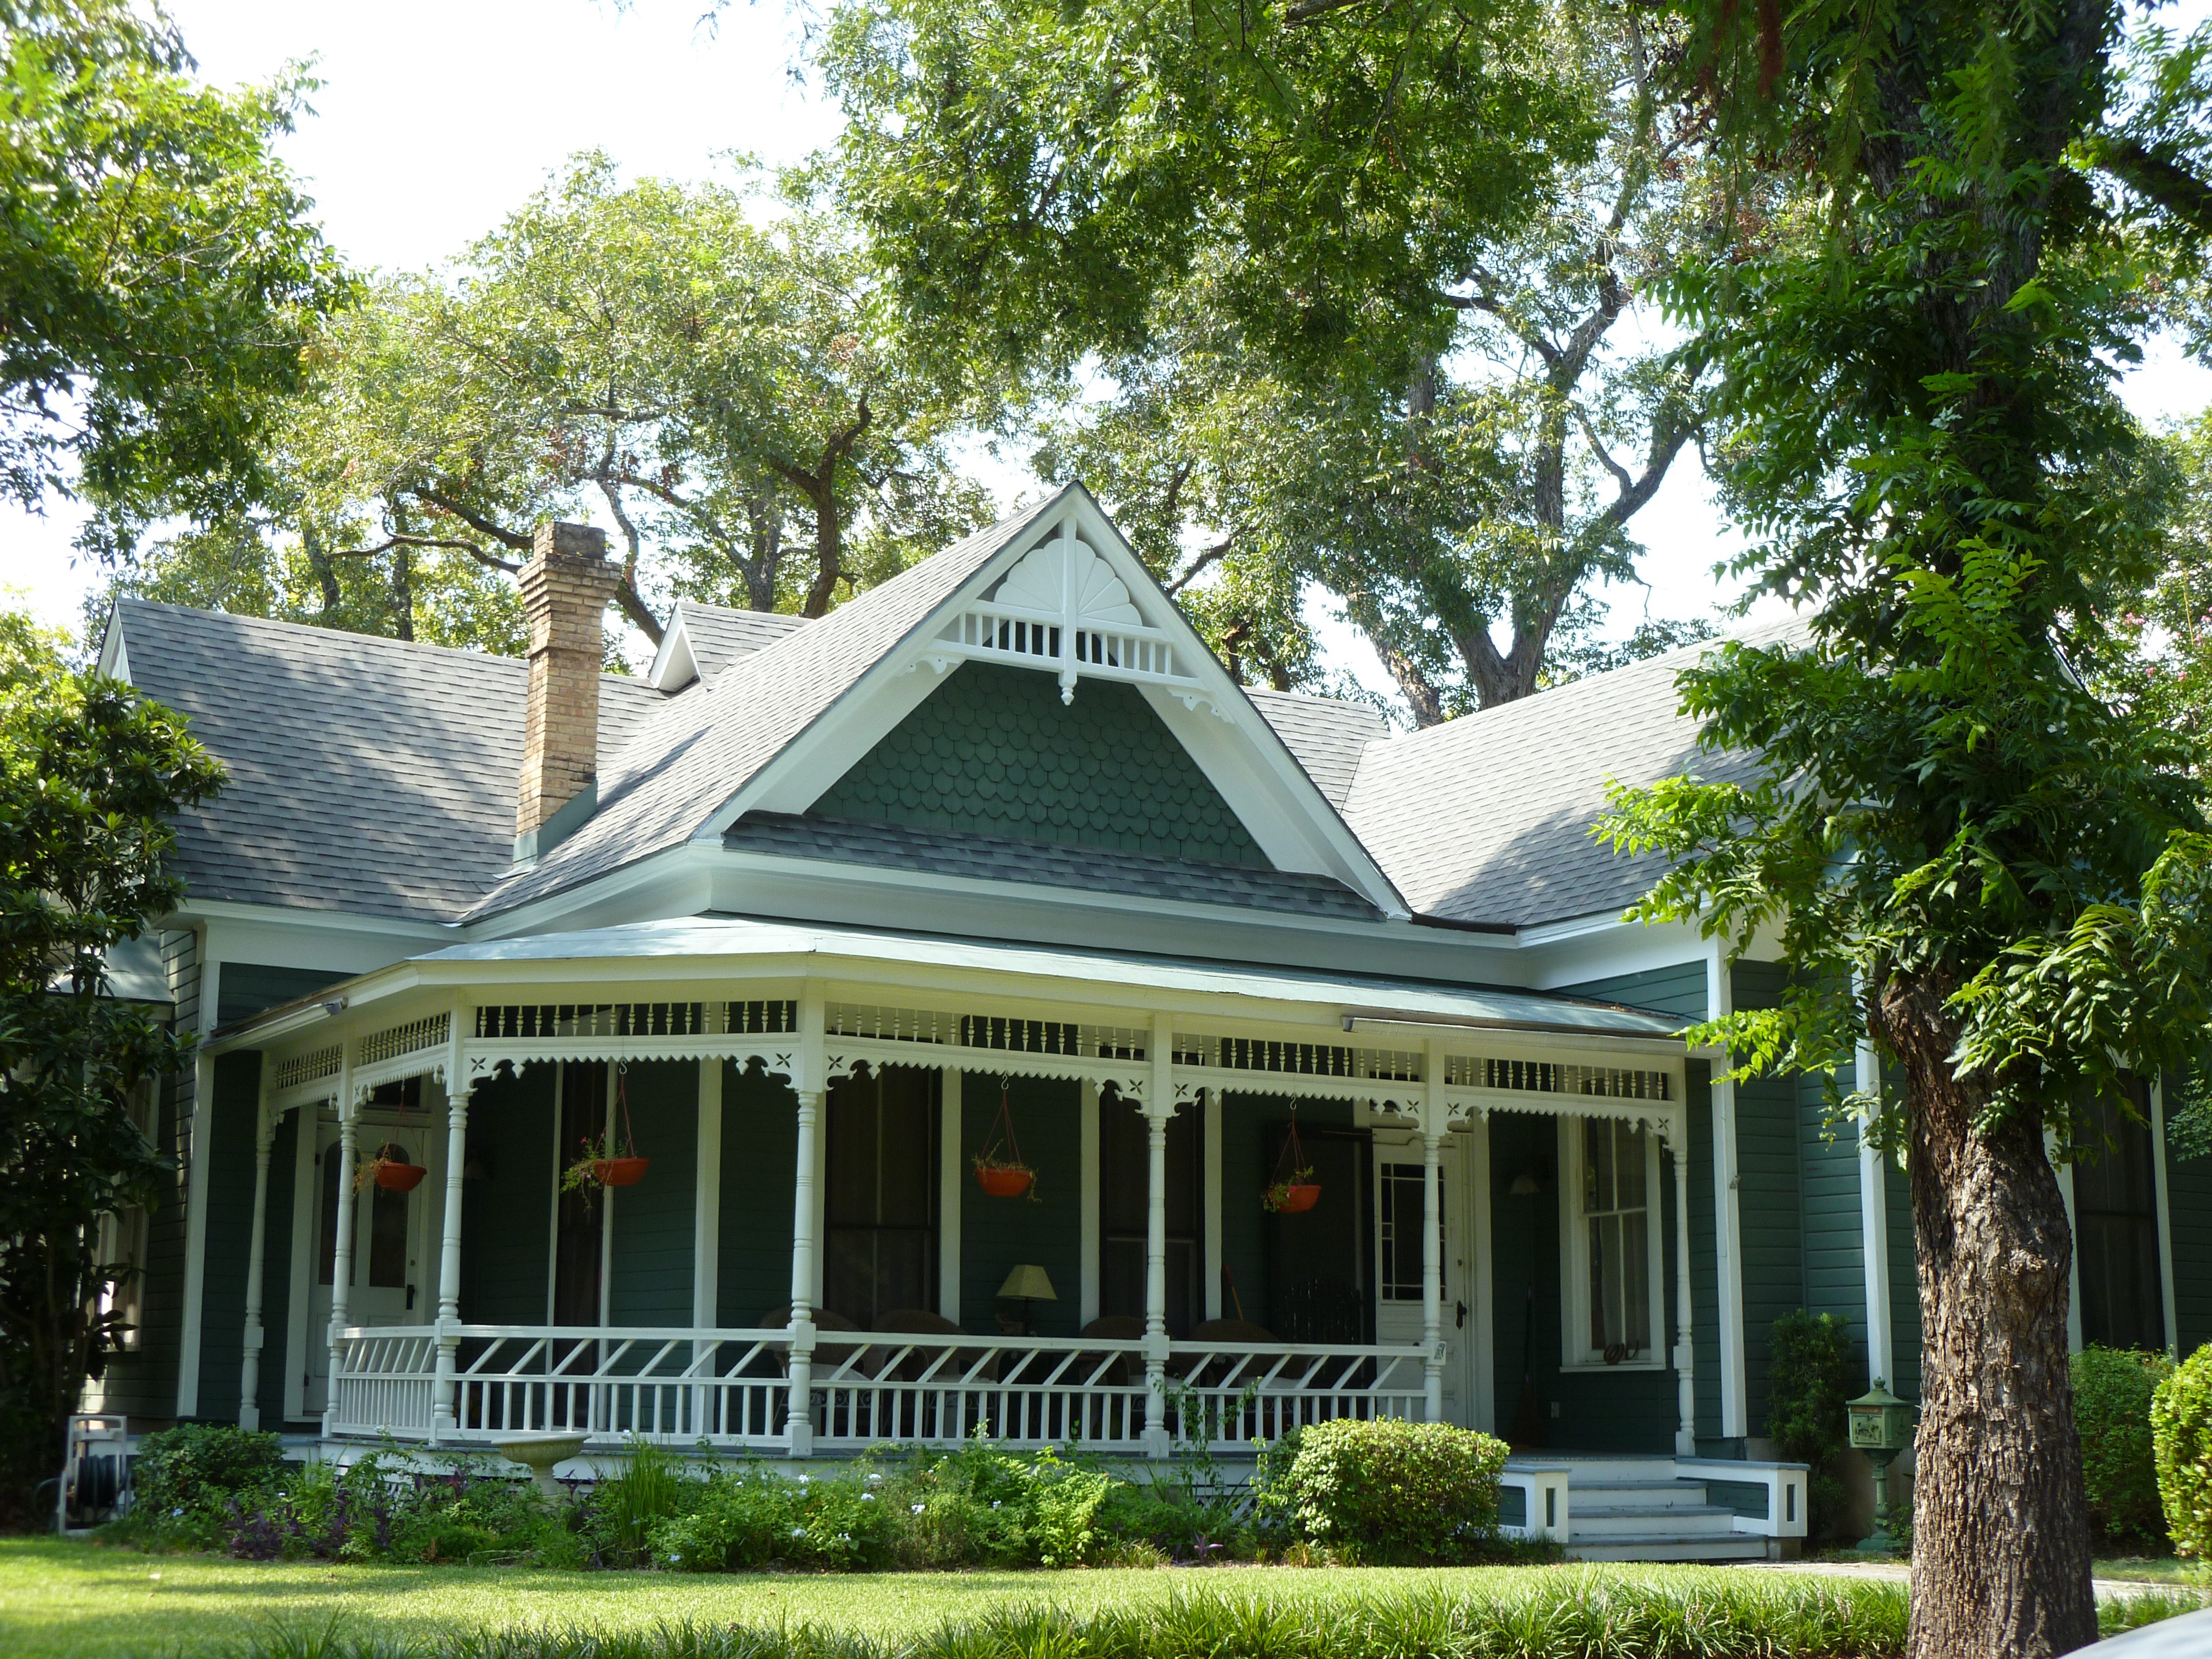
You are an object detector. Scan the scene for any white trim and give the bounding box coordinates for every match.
[1079,1079,1101,1326]
[1706,945,1747,1440]
[173,897,454,943]
[1856,1030,1893,1387]
[2152,1076,2180,1356]
[2054,1142,2085,1356]
[1203,1090,1224,1322]
[940,1069,963,1321]
[175,929,219,1418]
[283,1103,317,1423]
[1557,1117,1668,1372]
[694,1057,723,1329]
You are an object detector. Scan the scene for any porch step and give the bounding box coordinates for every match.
[1567,1478,1717,1511]
[1568,1502,1740,1541]
[1566,1534,1772,1563]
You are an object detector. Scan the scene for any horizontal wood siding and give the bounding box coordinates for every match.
[1729,962,1807,1436]
[2166,1116,2212,1355]
[1886,1143,1922,1400]
[1564,963,1708,1021]
[460,1064,555,1324]
[254,1109,299,1425]
[717,1065,797,1327]
[1797,1071,1871,1392]
[215,963,349,1028]
[193,1051,262,1420]
[960,1073,1081,1336]
[609,1061,697,1328]
[1216,1092,1356,1334]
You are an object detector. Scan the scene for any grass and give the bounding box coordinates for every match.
[2095,1555,2211,1586]
[0,1538,1902,1659]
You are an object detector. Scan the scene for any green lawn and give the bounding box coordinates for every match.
[2095,1556,2212,1586]
[0,1539,1851,1659]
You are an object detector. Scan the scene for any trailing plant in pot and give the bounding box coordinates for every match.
[974,1079,1037,1199]
[561,1068,649,1196]
[1263,1112,1320,1213]
[355,1144,426,1193]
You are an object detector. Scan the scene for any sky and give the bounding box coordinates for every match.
[8,0,2212,700]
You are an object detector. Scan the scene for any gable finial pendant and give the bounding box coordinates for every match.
[931,510,1229,717]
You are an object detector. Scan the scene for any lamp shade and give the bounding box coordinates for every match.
[1509,1173,1541,1197]
[997,1264,1057,1302]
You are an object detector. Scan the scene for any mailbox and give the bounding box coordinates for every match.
[1846,1382,1913,1452]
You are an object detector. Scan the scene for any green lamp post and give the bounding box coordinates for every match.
[1846,1380,1915,1554]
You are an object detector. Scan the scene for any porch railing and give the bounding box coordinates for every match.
[328,1324,1429,1454]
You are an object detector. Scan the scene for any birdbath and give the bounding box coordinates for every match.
[494,1433,587,1500]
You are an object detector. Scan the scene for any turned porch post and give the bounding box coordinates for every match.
[787,1085,824,1456]
[432,1003,472,1442]
[322,1045,357,1439]
[1420,1040,1448,1424]
[1143,1013,1176,1457]
[237,1061,276,1430]
[1671,1127,1696,1455]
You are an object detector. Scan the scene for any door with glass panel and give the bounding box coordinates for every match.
[304,1103,431,1415]
[1565,1117,1661,1369]
[1372,1132,1475,1424]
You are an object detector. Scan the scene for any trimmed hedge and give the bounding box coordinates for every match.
[2074,1345,2173,1548]
[131,1424,286,1522]
[2154,1343,2212,1558]
[1261,1418,1508,1564]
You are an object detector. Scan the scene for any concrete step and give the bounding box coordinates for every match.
[1567,1478,1714,1510]
[1567,1534,1771,1563]
[1515,1456,1682,1483]
[1570,1502,1742,1540]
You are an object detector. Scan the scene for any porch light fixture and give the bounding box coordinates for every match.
[321,996,348,1016]
[997,1264,1056,1336]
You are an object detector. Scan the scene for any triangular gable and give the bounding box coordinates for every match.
[718,489,1407,915]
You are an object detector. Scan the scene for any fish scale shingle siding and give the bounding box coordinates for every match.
[810,661,1271,866]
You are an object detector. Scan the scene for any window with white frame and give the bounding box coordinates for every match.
[1377,1161,1441,1303]
[1562,1117,1662,1368]
[97,1075,158,1351]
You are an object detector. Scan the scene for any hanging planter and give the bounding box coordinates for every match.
[561,1065,649,1197]
[973,1078,1038,1200]
[1262,1109,1321,1214]
[356,1145,427,1194]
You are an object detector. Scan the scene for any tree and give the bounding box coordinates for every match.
[822,0,1711,717]
[0,611,222,1519]
[0,0,350,557]
[1596,8,2212,1654]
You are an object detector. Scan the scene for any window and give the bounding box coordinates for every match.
[1377,1161,1441,1303]
[97,1075,158,1350]
[1100,1093,1202,1336]
[1563,1118,1660,1368]
[2076,1082,2164,1352]
[824,1066,939,1327]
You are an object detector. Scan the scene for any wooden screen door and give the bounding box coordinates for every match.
[304,1116,432,1415]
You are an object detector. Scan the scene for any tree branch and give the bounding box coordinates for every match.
[2095,139,2212,238]
[327,532,521,575]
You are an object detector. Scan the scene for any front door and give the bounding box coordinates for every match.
[1372,1131,1476,1426]
[304,1116,432,1415]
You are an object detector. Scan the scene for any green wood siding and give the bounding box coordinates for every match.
[193,1051,262,1419]
[609,1062,697,1328]
[2167,1126,2212,1355]
[103,1049,186,1419]
[718,1065,798,1327]
[460,1064,555,1324]
[216,963,349,1028]
[1884,1143,1922,1399]
[1730,962,1806,1435]
[1566,963,1708,1021]
[960,1073,1081,1336]
[1215,1093,1357,1334]
[253,1109,300,1425]
[809,660,1269,866]
[1486,1108,1681,1452]
[1797,1071,1872,1393]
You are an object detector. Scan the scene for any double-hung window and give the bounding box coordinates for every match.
[1562,1117,1663,1369]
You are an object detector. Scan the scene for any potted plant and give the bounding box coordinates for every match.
[561,1069,649,1194]
[1262,1111,1320,1213]
[356,1144,427,1193]
[973,1081,1038,1200]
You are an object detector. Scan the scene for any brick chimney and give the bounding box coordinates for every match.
[514,522,619,864]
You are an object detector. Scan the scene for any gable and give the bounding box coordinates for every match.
[807,661,1271,867]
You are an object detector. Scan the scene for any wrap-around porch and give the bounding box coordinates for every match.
[225,922,1698,1468]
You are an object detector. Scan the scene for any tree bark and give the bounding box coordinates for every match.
[1876,971,2097,1659]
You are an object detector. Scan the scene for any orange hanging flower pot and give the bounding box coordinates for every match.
[591,1156,650,1187]
[559,1066,649,1199]
[973,1079,1039,1201]
[974,1163,1034,1199]
[1268,1181,1321,1214]
[1262,1109,1320,1214]
[374,1159,429,1193]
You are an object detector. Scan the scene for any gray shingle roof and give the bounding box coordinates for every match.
[462,490,1071,920]
[673,601,810,680]
[1245,690,1390,808]
[1341,621,1804,929]
[725,812,1382,919]
[112,602,666,923]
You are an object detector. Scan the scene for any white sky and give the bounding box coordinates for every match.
[7,0,2212,702]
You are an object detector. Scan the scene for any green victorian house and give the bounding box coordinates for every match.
[76,486,2212,1560]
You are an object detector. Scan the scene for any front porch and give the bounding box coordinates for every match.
[218,918,1709,1478]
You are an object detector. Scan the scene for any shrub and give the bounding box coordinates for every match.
[1768,1309,1855,1544]
[1263,1417,1507,1564]
[2154,1343,2212,1558]
[2074,1345,2174,1549]
[583,1438,697,1566]
[133,1423,287,1520]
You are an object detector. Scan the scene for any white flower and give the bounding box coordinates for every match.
[171,1508,185,1518]
[668,1554,682,1563]
[861,1492,875,1501]
[792,1526,806,1538]
[991,1500,1002,1509]
[798,1473,810,1483]
[910,1503,925,1515]
[866,1473,882,1484]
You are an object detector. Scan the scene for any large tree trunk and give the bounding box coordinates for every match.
[1878,972,2097,1659]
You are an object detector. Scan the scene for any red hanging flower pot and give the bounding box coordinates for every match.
[975,1163,1034,1199]
[973,1080,1039,1201]
[375,1159,429,1193]
[1268,1181,1321,1214]
[1262,1110,1320,1214]
[591,1156,650,1187]
[559,1066,649,1197]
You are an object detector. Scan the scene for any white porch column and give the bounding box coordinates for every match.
[940,1068,963,1321]
[692,1055,725,1437]
[1202,1091,1224,1322]
[787,1085,824,1456]
[2152,1076,2180,1356]
[1705,945,1748,1441]
[433,1004,473,1442]
[1855,1026,1894,1386]
[1467,1109,1497,1433]
[1419,1039,1447,1424]
[322,1046,357,1439]
[1671,1130,1696,1455]
[237,1062,276,1431]
[1143,1013,1176,1457]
